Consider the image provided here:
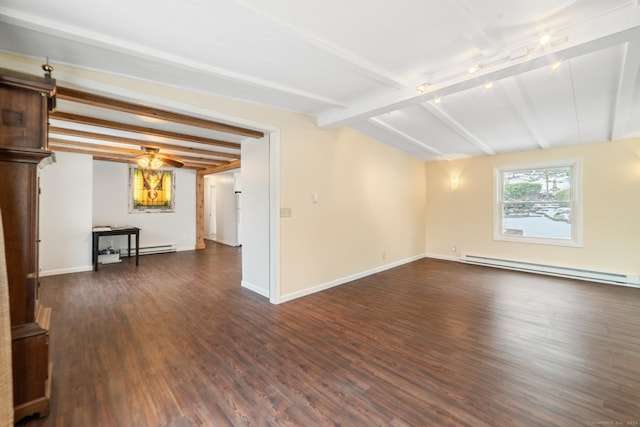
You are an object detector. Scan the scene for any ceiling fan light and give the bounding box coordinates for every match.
[150,157,164,170]
[137,156,150,168]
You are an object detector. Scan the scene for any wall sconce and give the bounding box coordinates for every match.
[450,175,460,191]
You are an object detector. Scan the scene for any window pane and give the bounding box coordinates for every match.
[501,166,573,240]
[503,202,572,239]
[503,167,571,202]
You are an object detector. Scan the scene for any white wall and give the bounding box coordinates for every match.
[234,171,242,245]
[39,152,93,276]
[241,136,271,298]
[92,161,197,252]
[40,154,198,275]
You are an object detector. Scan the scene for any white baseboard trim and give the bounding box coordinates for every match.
[41,246,194,277]
[213,239,240,247]
[424,253,460,262]
[278,254,426,304]
[460,253,640,288]
[241,280,269,298]
[40,265,93,277]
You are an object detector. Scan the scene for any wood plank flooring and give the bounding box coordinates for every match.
[18,242,640,426]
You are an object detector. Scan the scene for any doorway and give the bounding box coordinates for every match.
[204,172,240,247]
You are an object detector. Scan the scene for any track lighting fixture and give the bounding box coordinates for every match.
[416,83,430,94]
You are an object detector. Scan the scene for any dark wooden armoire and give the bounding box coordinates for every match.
[0,67,56,421]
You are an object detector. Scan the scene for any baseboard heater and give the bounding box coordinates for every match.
[460,254,640,288]
[122,244,176,256]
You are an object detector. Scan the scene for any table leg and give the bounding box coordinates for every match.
[93,233,99,272]
[135,231,139,266]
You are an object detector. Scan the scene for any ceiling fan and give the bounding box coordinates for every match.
[136,146,184,169]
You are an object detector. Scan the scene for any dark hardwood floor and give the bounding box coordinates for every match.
[18,242,640,426]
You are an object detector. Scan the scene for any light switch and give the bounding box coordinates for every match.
[280,207,292,218]
[312,193,319,203]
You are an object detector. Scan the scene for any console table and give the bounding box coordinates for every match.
[92,227,140,271]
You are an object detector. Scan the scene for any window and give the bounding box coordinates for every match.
[494,160,582,246]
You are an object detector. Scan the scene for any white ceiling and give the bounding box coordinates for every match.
[2,0,640,161]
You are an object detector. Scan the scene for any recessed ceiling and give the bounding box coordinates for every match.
[1,0,639,162]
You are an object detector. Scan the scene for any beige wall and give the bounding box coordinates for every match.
[0,53,427,299]
[279,124,426,296]
[425,138,640,277]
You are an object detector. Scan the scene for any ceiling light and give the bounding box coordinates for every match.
[137,156,150,168]
[416,83,430,94]
[550,61,562,71]
[434,97,442,104]
[150,157,164,170]
[137,149,164,170]
[539,34,551,45]
[468,64,480,74]
[484,82,493,89]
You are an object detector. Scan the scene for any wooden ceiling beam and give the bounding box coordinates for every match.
[56,148,220,171]
[49,127,240,159]
[50,112,242,150]
[56,86,264,139]
[50,138,225,165]
[49,143,223,169]
[50,145,135,162]
[199,159,241,175]
[50,139,141,156]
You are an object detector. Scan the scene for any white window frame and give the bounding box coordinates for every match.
[494,159,583,247]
